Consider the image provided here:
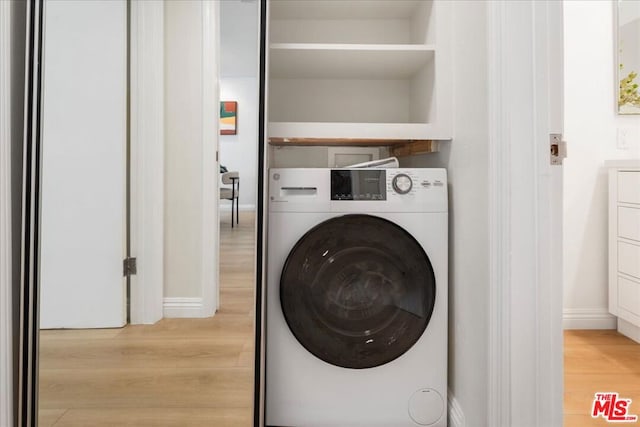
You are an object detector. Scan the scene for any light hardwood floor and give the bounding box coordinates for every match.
[38,210,257,427]
[564,329,640,427]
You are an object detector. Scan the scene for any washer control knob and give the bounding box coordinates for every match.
[392,174,413,194]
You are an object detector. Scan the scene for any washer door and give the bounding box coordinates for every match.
[280,214,436,369]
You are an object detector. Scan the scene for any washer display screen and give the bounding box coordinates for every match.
[331,170,386,201]
[279,214,436,369]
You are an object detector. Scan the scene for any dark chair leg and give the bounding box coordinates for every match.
[235,196,239,225]
[231,182,236,228]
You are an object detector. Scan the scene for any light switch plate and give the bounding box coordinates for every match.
[617,128,630,150]
[617,126,640,150]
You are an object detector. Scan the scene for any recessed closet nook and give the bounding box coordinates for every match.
[265,0,452,168]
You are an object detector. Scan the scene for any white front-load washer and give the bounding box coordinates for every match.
[266,168,448,427]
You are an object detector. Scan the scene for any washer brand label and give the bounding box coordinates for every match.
[591,392,638,422]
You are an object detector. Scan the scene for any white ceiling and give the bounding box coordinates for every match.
[220,0,259,78]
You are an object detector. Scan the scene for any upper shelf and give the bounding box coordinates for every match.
[269,0,434,45]
[270,0,426,20]
[269,44,435,79]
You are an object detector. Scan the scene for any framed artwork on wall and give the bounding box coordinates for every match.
[220,101,237,134]
[617,1,640,114]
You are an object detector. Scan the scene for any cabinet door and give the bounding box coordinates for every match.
[618,171,640,204]
[618,276,640,323]
[619,206,640,242]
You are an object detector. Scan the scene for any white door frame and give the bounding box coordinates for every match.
[487,1,563,426]
[0,1,14,425]
[200,0,220,317]
[129,0,164,324]
[129,0,220,322]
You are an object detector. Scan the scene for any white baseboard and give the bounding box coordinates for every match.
[448,389,465,427]
[163,297,213,318]
[219,203,255,212]
[563,308,617,330]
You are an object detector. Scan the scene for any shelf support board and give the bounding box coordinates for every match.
[389,140,439,157]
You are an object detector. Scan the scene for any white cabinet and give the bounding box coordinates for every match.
[267,0,452,142]
[609,162,640,343]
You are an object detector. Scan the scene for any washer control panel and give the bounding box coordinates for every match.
[270,168,448,213]
[330,169,445,201]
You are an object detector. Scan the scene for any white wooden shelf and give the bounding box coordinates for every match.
[269,44,435,79]
[267,123,452,141]
[270,0,425,20]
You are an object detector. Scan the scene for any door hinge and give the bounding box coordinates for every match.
[550,133,567,165]
[123,257,137,277]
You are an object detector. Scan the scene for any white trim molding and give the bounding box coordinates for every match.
[129,0,164,325]
[563,308,617,330]
[163,297,205,318]
[0,2,13,425]
[448,390,466,427]
[200,0,220,317]
[487,1,511,425]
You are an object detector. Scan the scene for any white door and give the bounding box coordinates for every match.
[40,0,127,329]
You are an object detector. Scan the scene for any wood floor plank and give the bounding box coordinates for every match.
[564,329,636,347]
[565,346,640,375]
[564,414,623,427]
[39,337,246,369]
[113,315,254,340]
[565,373,640,392]
[39,367,253,409]
[52,408,252,427]
[40,328,123,341]
[38,409,67,427]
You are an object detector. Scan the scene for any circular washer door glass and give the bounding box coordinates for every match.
[280,214,436,369]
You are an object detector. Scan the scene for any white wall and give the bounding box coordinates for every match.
[164,0,205,299]
[270,146,387,168]
[403,1,489,424]
[563,1,640,329]
[220,0,258,79]
[220,77,258,209]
